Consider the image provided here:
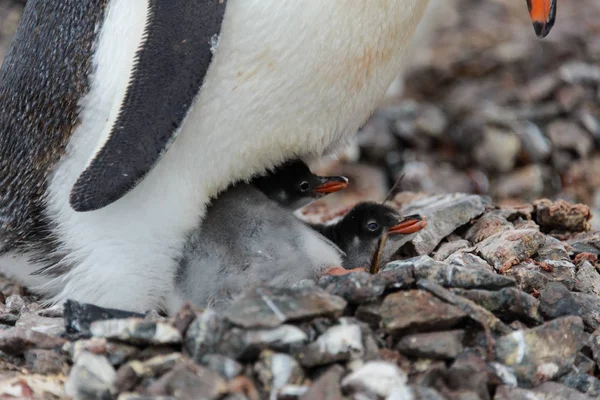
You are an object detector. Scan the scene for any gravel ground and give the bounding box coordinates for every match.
[2,1,600,399]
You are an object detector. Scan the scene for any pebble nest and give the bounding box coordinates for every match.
[2,0,600,399]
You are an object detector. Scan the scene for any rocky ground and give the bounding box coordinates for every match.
[3,0,600,399]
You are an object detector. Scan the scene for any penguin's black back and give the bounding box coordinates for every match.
[0,0,108,252]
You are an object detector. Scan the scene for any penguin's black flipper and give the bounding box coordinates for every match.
[69,0,227,212]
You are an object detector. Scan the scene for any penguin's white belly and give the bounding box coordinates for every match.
[4,0,429,312]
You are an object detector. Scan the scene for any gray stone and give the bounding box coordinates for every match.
[0,327,66,356]
[495,316,584,386]
[433,240,472,261]
[400,194,486,255]
[341,361,410,398]
[559,372,600,397]
[24,349,69,375]
[200,354,243,380]
[417,280,511,335]
[65,352,116,400]
[299,365,344,400]
[64,337,138,366]
[255,350,304,394]
[114,353,183,393]
[515,121,552,162]
[534,199,591,233]
[380,290,467,336]
[465,213,513,243]
[546,120,594,159]
[90,318,182,345]
[296,321,363,367]
[396,330,464,360]
[495,382,594,400]
[318,272,385,304]
[474,127,521,173]
[15,313,64,337]
[224,285,346,329]
[147,361,228,400]
[575,261,600,295]
[476,229,546,272]
[452,287,543,324]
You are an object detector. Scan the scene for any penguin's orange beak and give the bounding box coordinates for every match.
[313,176,349,194]
[527,0,556,38]
[388,214,427,235]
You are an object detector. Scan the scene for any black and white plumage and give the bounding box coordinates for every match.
[1,0,433,312]
[312,203,427,270]
[252,160,348,211]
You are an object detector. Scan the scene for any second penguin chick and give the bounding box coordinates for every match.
[311,203,427,270]
[252,160,348,210]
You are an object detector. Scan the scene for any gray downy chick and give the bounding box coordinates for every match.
[168,164,349,312]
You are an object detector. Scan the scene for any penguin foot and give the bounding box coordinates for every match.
[324,266,367,276]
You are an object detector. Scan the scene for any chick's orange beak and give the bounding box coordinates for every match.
[313,176,349,194]
[388,214,427,235]
[527,0,556,38]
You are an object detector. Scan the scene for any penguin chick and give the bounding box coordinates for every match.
[168,184,344,313]
[252,160,348,211]
[311,203,427,270]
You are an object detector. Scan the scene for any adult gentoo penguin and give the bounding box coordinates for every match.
[0,0,557,312]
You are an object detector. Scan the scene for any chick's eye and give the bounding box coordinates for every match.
[367,222,379,231]
[299,181,310,192]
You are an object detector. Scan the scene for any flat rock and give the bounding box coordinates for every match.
[114,353,183,393]
[64,337,138,366]
[534,199,591,233]
[546,120,594,159]
[24,349,70,375]
[433,239,472,261]
[575,261,600,295]
[476,229,546,272]
[507,263,551,293]
[384,255,514,290]
[224,285,347,329]
[15,313,64,337]
[559,372,600,397]
[255,350,304,394]
[146,361,228,400]
[341,361,410,398]
[417,280,511,335]
[452,287,543,324]
[0,327,66,356]
[295,321,363,367]
[199,354,243,380]
[187,314,308,362]
[318,272,385,304]
[64,300,144,335]
[474,127,521,173]
[400,194,487,255]
[0,374,66,399]
[396,330,465,360]
[90,319,182,346]
[567,232,600,257]
[495,381,595,400]
[465,213,513,243]
[299,365,344,400]
[495,316,584,386]
[380,290,467,336]
[540,283,600,331]
[65,352,116,400]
